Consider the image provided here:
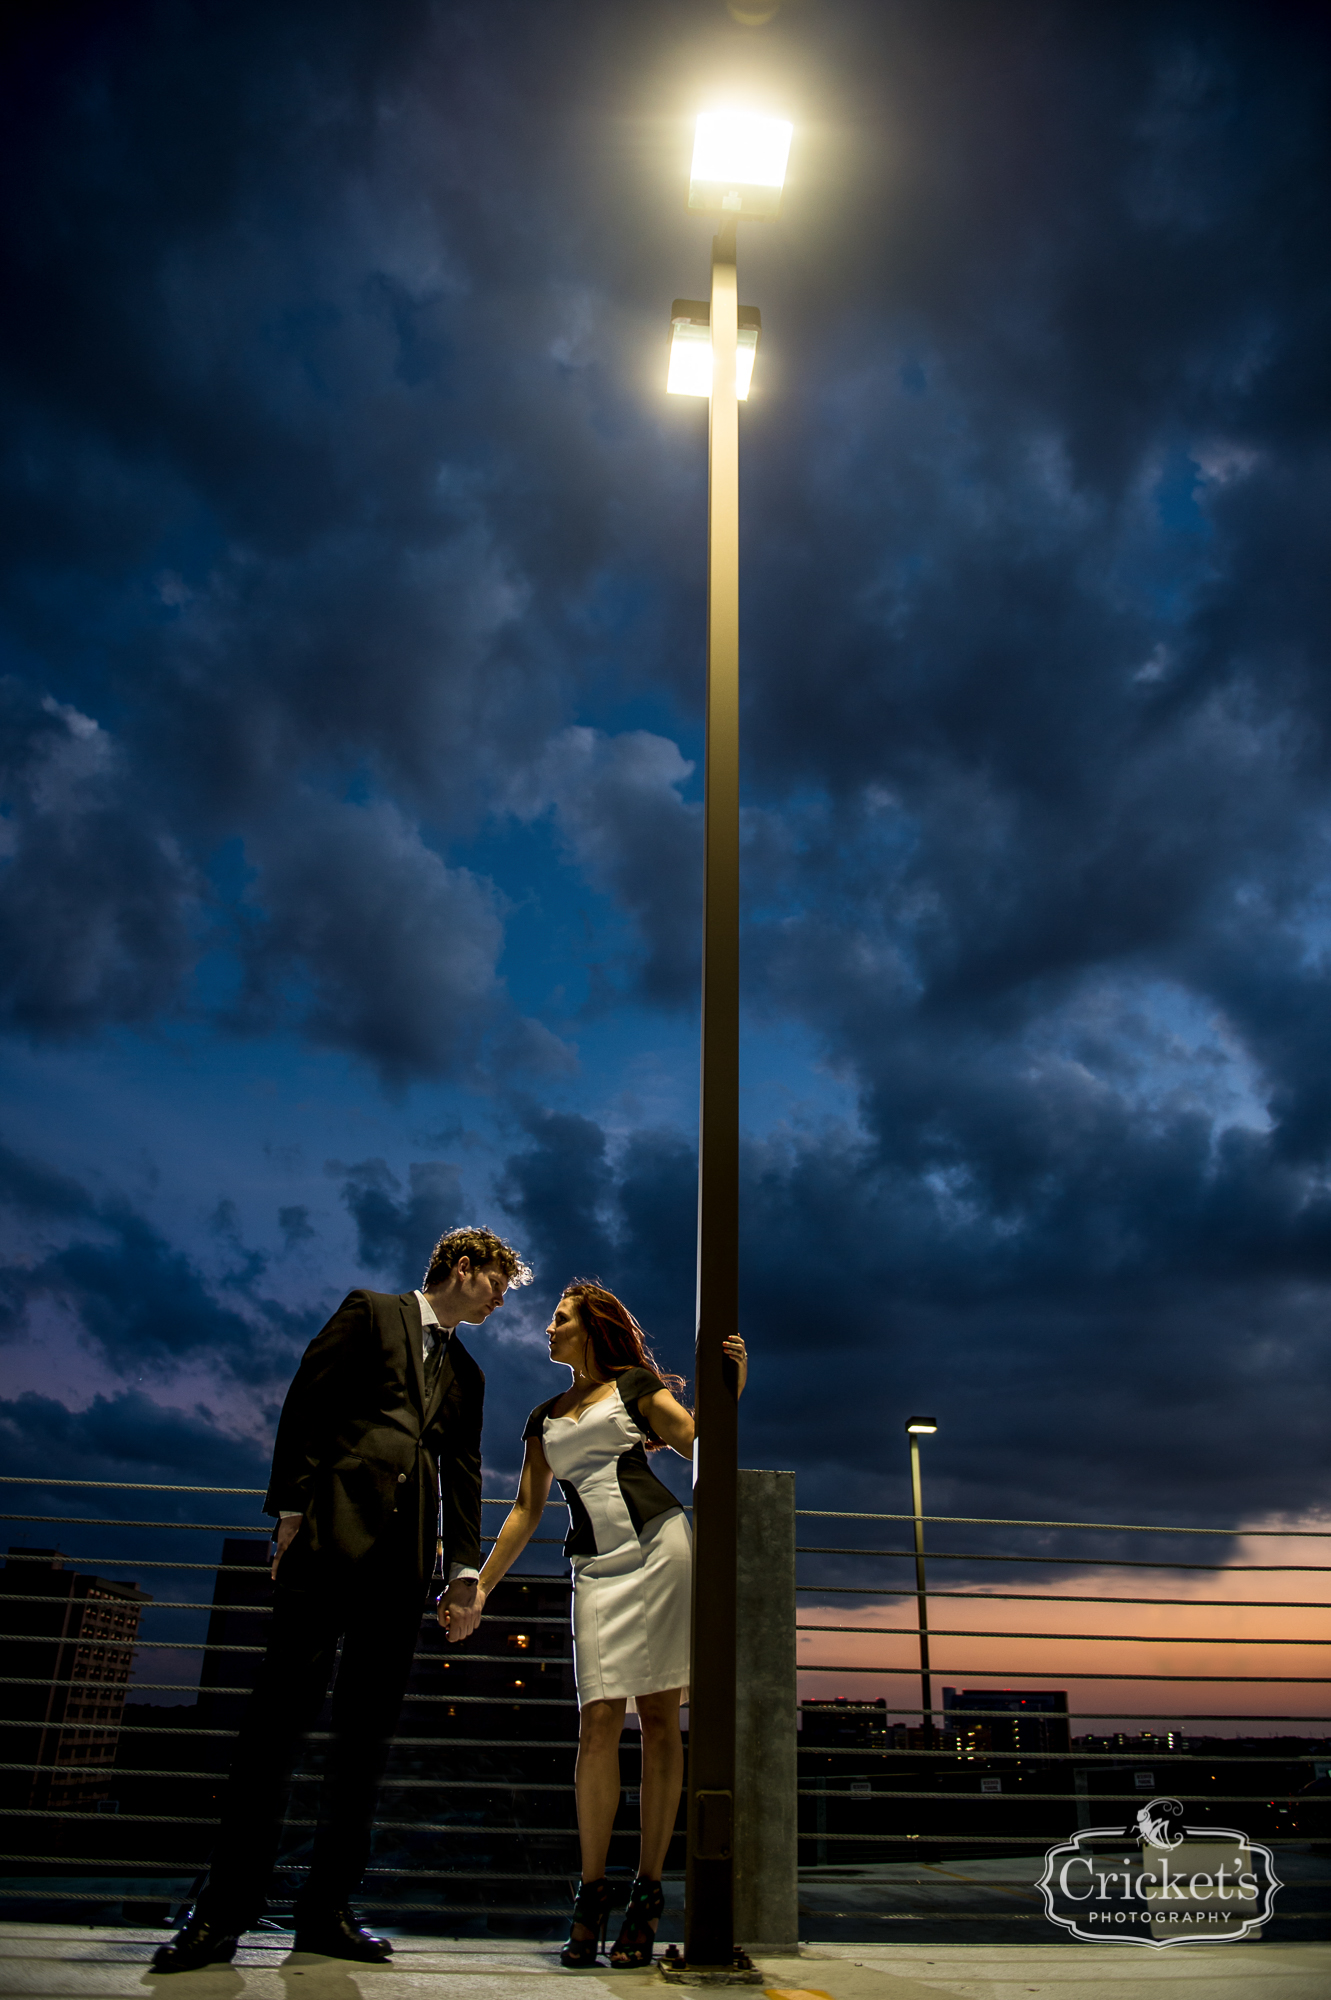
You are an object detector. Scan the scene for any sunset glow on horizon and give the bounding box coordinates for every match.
[796,1513,1331,1734]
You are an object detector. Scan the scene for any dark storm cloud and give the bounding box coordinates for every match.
[697,4,1331,1527]
[4,0,1325,1070]
[613,1127,700,1325]
[0,679,198,1035]
[507,728,702,1006]
[0,0,702,1065]
[332,1155,464,1284]
[497,1110,617,1285]
[0,1388,270,1494]
[0,1137,312,1383]
[1,0,1330,1536]
[278,1204,315,1249]
[231,794,512,1084]
[481,1113,697,1489]
[739,0,1331,1018]
[494,1100,1331,1537]
[498,1113,699,1355]
[0,1133,93,1224]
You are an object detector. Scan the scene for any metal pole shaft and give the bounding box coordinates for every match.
[910,1436,933,1736]
[685,220,741,1969]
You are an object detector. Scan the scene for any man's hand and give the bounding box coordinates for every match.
[270,1515,301,1580]
[438,1578,484,1643]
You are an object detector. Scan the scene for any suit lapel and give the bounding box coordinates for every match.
[400,1295,428,1418]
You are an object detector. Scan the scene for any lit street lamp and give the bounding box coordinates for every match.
[667,106,791,1969]
[905,1417,939,1739]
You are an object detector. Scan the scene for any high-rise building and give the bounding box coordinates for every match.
[0,1547,150,1813]
[941,1686,1070,1756]
[800,1698,893,1749]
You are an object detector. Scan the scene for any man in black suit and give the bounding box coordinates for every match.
[154,1225,531,1973]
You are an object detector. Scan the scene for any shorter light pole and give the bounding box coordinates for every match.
[905,1417,938,1739]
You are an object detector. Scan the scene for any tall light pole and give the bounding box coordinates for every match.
[666,109,791,1969]
[905,1417,939,1740]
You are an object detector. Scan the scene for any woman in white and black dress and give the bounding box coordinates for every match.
[472,1281,747,1969]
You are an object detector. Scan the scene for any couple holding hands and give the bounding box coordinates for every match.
[154,1225,747,1975]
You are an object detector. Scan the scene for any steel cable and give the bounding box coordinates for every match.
[795,1509,1331,1536]
[796,1553,1331,1572]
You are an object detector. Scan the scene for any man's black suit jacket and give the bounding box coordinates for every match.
[264,1289,485,1587]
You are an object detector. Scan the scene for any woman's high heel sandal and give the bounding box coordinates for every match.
[560,1877,614,1968]
[610,1874,664,1969]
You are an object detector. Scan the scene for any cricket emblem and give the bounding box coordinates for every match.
[1133,1797,1185,1847]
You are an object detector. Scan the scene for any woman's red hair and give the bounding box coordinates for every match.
[562,1280,688,1434]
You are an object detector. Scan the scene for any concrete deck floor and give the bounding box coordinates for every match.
[0,1927,1328,2000]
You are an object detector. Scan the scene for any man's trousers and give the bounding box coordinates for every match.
[200,1514,431,1925]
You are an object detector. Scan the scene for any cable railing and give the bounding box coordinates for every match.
[0,1474,595,1927]
[791,1497,1330,1940]
[0,1474,1327,1939]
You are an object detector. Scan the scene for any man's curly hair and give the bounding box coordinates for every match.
[422,1226,532,1290]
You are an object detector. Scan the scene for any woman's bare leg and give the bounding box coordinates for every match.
[573,1696,627,1922]
[634,1689,684,1881]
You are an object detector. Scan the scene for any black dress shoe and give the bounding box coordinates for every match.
[292,1904,391,1963]
[151,1909,242,1974]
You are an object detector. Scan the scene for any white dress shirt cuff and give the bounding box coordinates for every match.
[448,1564,480,1584]
[278,1511,301,1519]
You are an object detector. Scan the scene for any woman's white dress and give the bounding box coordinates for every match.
[525,1367,691,1707]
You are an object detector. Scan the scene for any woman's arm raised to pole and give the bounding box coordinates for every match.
[641,1332,747,1457]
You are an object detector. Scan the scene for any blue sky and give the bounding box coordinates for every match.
[2,0,1330,1548]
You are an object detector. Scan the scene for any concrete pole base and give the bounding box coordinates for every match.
[734,1469,799,1955]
